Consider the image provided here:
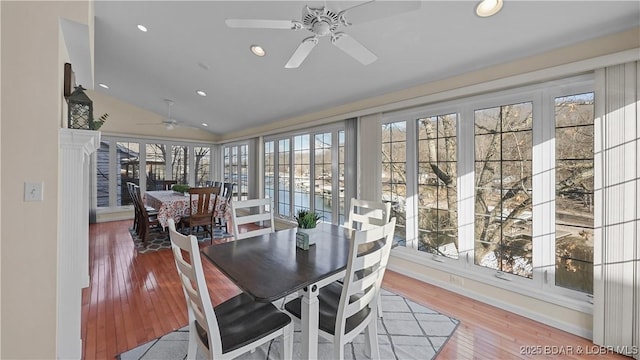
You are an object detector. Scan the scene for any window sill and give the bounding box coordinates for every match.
[390,246,593,315]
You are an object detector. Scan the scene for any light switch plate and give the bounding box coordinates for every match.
[24,181,44,202]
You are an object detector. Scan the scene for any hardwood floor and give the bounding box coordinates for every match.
[82,220,626,359]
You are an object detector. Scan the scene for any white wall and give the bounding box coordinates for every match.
[1,2,90,358]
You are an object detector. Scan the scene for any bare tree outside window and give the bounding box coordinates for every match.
[417,114,458,258]
[146,144,166,190]
[382,121,407,245]
[555,92,594,294]
[171,145,188,184]
[474,102,533,278]
[194,146,210,187]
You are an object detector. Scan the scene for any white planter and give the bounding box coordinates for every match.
[296,227,318,250]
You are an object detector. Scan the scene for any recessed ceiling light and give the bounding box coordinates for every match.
[475,0,503,17]
[202,123,209,127]
[196,90,207,97]
[98,83,109,89]
[250,45,266,57]
[137,24,148,32]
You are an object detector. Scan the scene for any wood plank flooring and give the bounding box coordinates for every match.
[82,220,628,359]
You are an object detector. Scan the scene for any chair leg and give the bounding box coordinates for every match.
[283,324,293,360]
[364,319,379,359]
[377,295,383,318]
[186,322,198,360]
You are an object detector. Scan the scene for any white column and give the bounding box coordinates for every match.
[358,113,382,201]
[58,129,100,360]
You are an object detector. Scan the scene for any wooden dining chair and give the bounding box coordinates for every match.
[214,182,234,233]
[229,198,275,240]
[181,187,219,242]
[284,218,396,360]
[167,218,293,360]
[343,198,392,317]
[132,185,161,246]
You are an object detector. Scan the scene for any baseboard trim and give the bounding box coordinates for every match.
[387,261,593,340]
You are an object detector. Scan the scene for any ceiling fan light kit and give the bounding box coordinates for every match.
[226,1,422,68]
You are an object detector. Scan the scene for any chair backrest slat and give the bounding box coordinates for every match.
[230,198,275,240]
[188,187,219,219]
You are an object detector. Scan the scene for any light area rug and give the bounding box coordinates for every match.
[117,289,459,360]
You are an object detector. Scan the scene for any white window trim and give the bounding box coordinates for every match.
[263,122,347,223]
[96,135,214,212]
[383,74,596,312]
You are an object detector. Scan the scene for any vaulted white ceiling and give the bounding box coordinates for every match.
[94,1,639,136]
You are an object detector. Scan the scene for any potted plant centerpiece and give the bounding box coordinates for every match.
[295,209,321,250]
[171,184,190,196]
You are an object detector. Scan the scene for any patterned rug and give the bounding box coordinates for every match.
[117,289,459,360]
[129,226,233,253]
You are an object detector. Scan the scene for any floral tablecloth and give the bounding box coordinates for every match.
[144,190,229,229]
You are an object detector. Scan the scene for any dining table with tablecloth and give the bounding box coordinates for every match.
[144,190,230,230]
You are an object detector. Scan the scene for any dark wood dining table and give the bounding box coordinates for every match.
[201,222,352,360]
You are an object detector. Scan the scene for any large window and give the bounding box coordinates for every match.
[554,93,594,294]
[265,124,346,224]
[294,135,310,215]
[314,133,332,222]
[146,144,167,190]
[194,146,211,187]
[97,137,213,209]
[382,76,595,300]
[117,141,140,206]
[382,121,407,244]
[223,143,249,201]
[417,114,458,258]
[474,102,533,278]
[172,145,189,185]
[278,139,291,217]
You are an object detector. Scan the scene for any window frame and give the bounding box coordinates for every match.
[263,122,346,224]
[384,74,596,311]
[96,135,213,212]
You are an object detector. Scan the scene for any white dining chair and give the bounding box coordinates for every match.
[284,218,396,360]
[343,197,392,317]
[344,198,392,230]
[230,198,275,240]
[167,218,293,360]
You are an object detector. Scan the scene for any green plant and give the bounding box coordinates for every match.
[295,209,321,229]
[171,184,190,193]
[90,113,109,130]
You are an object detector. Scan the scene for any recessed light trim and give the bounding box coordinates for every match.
[98,83,110,89]
[196,90,207,97]
[202,123,209,127]
[250,45,266,57]
[475,0,503,17]
[137,24,148,32]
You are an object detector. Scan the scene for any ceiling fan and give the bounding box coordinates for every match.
[137,99,190,130]
[225,0,421,68]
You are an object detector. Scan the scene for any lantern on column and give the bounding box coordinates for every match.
[67,85,94,130]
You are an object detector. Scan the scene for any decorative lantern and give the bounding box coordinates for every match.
[67,85,94,130]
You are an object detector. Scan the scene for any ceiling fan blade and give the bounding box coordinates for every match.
[225,19,297,29]
[332,33,377,65]
[340,0,421,25]
[285,37,318,69]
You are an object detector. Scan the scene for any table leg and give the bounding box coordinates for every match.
[301,283,320,360]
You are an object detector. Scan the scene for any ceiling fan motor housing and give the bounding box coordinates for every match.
[303,6,340,36]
